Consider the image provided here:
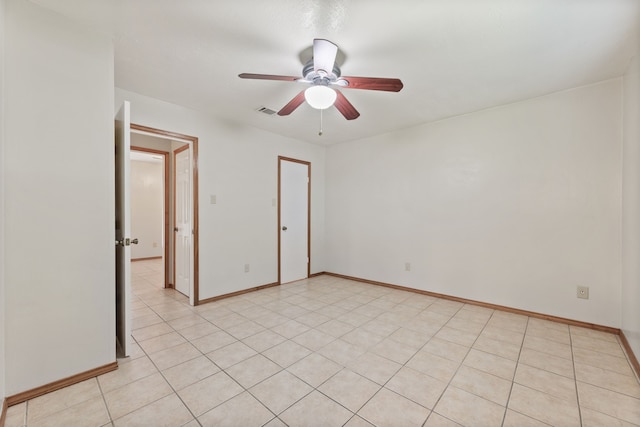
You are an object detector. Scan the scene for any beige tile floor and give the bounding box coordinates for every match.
[5,259,640,426]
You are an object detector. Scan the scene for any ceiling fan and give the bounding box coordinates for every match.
[239,39,403,120]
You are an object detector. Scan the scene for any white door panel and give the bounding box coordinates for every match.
[175,147,191,297]
[280,159,309,284]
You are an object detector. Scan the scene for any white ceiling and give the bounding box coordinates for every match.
[32,0,639,145]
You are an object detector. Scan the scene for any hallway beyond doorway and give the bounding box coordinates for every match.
[132,258,164,289]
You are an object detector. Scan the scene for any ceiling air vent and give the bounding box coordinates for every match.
[257,106,277,115]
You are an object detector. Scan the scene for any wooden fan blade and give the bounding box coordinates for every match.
[238,73,301,82]
[334,91,360,120]
[337,76,404,92]
[278,91,306,116]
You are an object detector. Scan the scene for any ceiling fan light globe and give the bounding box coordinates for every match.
[304,86,337,110]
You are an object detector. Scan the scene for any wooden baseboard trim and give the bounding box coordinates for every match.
[619,330,640,379]
[6,362,118,407]
[324,272,640,376]
[323,272,621,335]
[1,398,8,427]
[198,282,280,305]
[197,273,326,305]
[131,256,162,262]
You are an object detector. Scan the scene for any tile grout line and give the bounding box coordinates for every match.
[403,301,469,426]
[428,304,513,426]
[96,375,115,426]
[305,289,429,426]
[134,307,203,425]
[318,293,528,426]
[116,265,241,425]
[324,291,441,423]
[246,286,431,426]
[247,279,370,425]
[163,281,350,425]
[617,334,640,384]
[569,329,640,423]
[500,315,530,427]
[568,327,584,427]
[167,294,285,424]
[248,288,394,425]
[129,276,212,426]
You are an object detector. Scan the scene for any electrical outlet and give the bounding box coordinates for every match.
[405,262,411,271]
[244,264,250,273]
[577,286,589,299]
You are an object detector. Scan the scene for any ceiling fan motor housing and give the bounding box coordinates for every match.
[303,59,341,85]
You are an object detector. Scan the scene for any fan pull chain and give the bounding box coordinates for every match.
[319,109,323,136]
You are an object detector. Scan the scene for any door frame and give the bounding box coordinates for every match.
[131,123,201,305]
[278,156,311,284]
[130,145,170,288]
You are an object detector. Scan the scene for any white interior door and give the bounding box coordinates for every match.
[280,158,310,284]
[115,101,132,358]
[174,146,192,298]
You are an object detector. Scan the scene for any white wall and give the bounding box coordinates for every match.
[130,160,164,259]
[0,0,6,405]
[622,51,640,356]
[326,79,623,327]
[4,0,114,395]
[116,88,326,300]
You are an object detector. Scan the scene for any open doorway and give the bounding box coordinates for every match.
[130,124,200,305]
[130,146,169,289]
